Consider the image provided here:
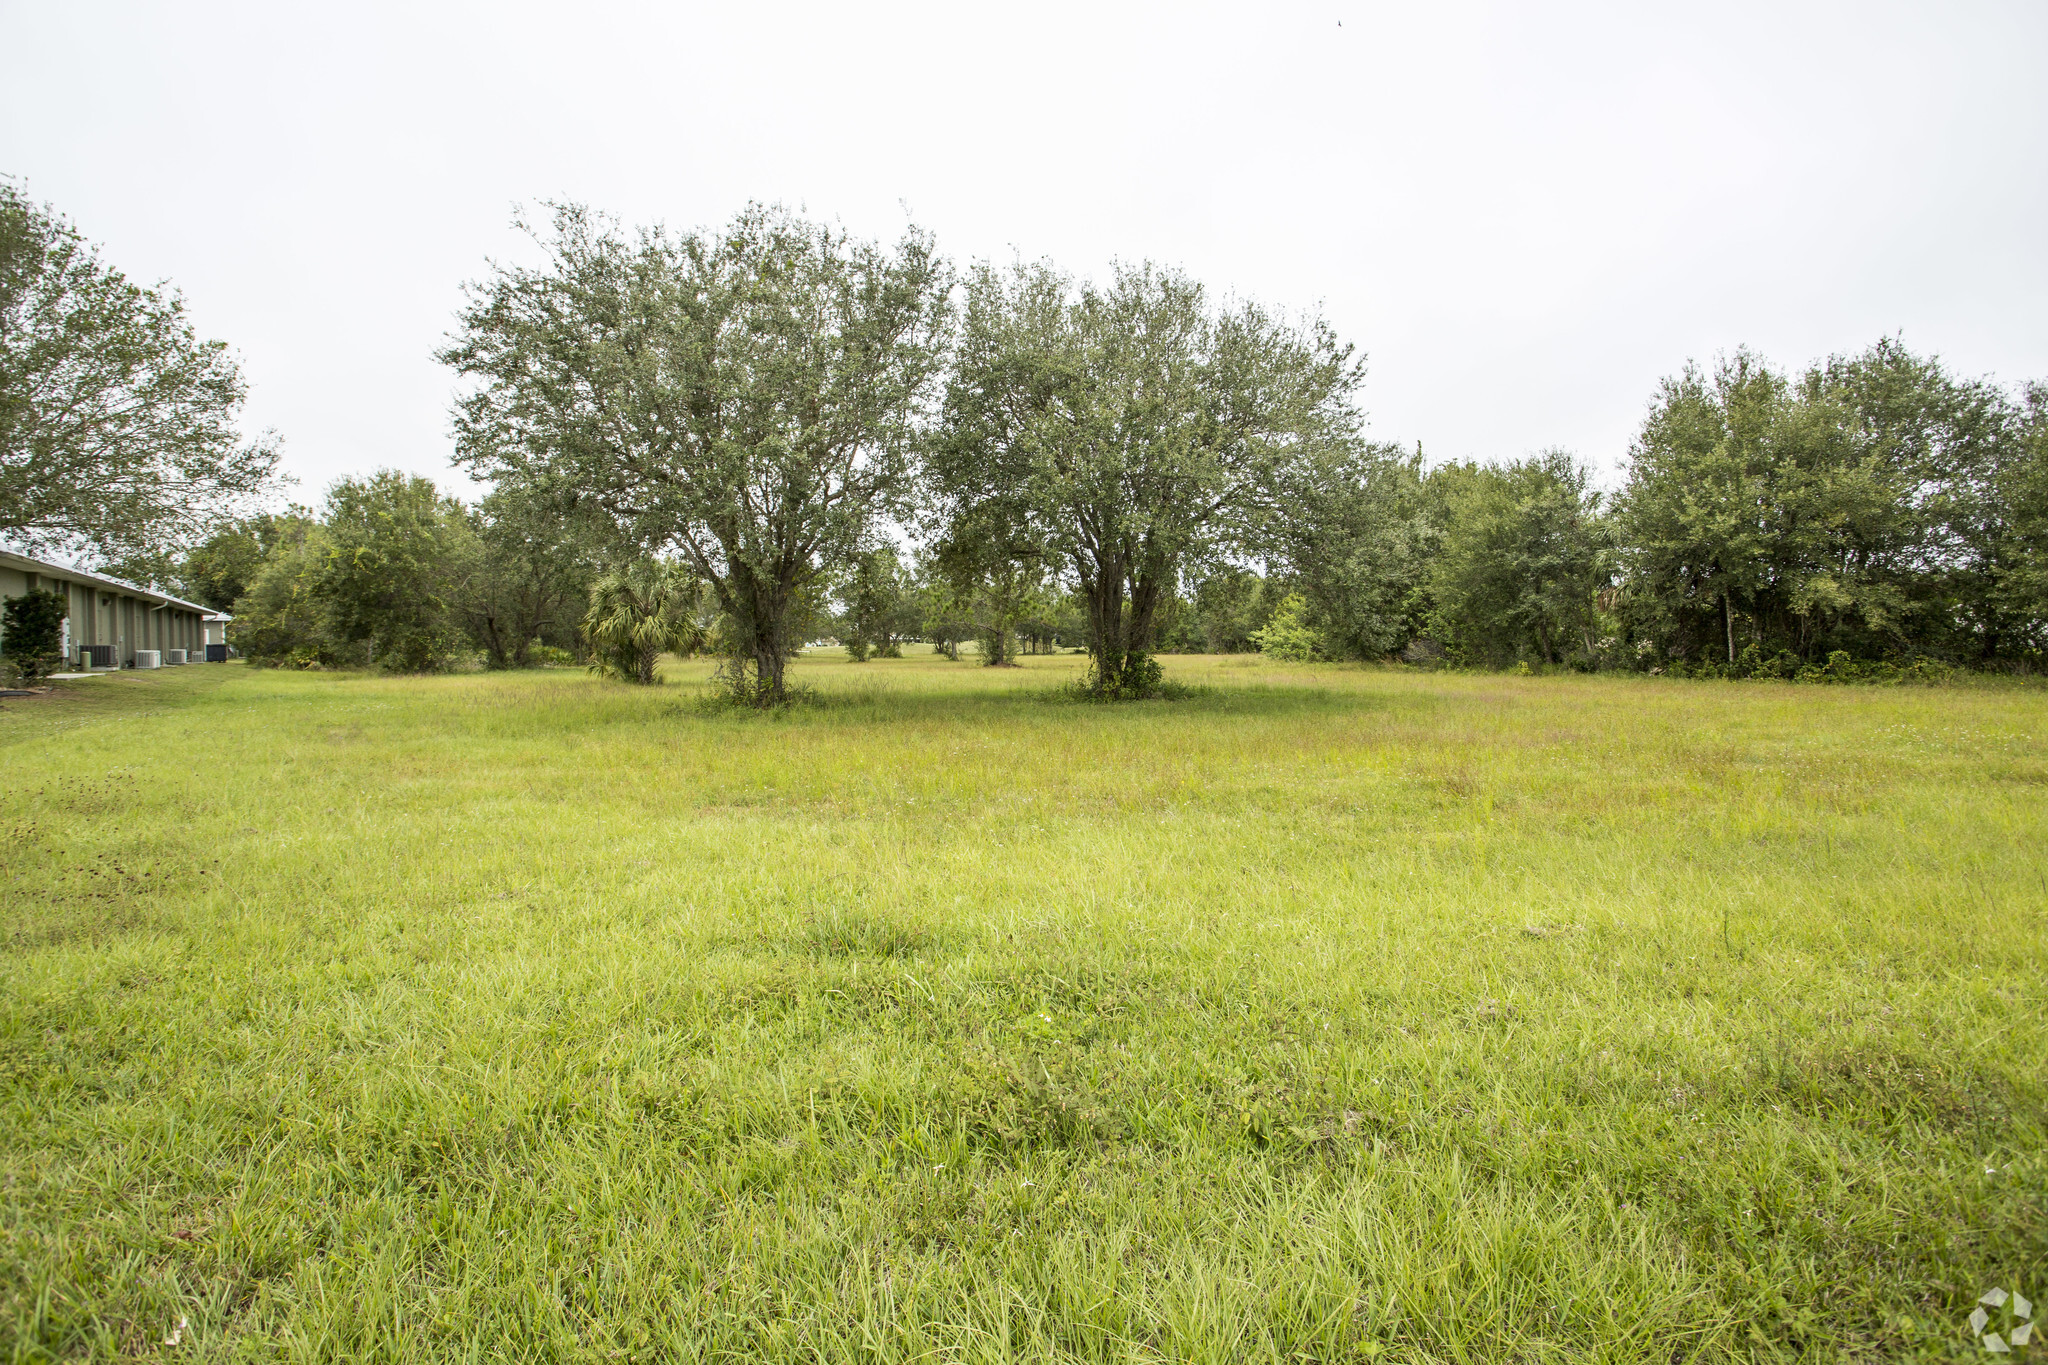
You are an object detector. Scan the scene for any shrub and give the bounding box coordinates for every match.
[0,589,67,681]
[1250,594,1327,662]
[1656,645,1959,687]
[1074,650,1169,701]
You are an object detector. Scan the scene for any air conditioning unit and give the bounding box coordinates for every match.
[135,650,161,669]
[205,644,228,662]
[79,644,114,669]
[165,649,187,664]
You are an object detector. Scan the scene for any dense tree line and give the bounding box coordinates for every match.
[180,332,2048,688]
[214,213,2048,689]
[13,191,2044,693]
[436,205,2048,698]
[189,472,614,672]
[1154,339,2048,678]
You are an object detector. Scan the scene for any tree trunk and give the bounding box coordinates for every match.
[1081,560,1127,686]
[713,564,793,705]
[750,601,791,700]
[1128,573,1162,653]
[748,638,780,701]
[482,612,514,669]
[1723,592,1735,665]
[1080,551,1168,695]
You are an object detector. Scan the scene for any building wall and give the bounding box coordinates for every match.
[0,560,212,666]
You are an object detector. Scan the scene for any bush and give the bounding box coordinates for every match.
[1249,594,1327,662]
[1,589,69,681]
[1655,646,1960,687]
[1731,643,1802,680]
[1077,650,1167,700]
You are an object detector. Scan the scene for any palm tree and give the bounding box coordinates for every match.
[583,561,705,684]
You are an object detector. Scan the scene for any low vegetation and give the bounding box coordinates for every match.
[3,657,2042,1360]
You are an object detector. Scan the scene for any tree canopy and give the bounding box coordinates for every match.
[441,203,951,704]
[1616,340,2036,666]
[930,260,1364,696]
[1426,451,1608,667]
[0,182,279,582]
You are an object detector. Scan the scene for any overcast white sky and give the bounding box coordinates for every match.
[4,0,2044,504]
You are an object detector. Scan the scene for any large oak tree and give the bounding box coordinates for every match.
[442,204,950,704]
[930,260,1362,696]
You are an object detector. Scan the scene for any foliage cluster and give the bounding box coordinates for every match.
[1615,344,2048,669]
[1158,346,2048,679]
[584,560,708,684]
[207,471,611,672]
[443,204,950,706]
[0,587,66,681]
[0,182,280,587]
[836,546,917,662]
[1246,593,1325,662]
[926,259,1364,698]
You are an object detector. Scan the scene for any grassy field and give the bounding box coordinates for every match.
[1,654,2043,1362]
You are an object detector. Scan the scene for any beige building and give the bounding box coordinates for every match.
[0,548,224,668]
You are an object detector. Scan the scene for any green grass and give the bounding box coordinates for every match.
[2,654,2043,1362]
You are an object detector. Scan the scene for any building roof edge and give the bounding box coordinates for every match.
[0,548,220,616]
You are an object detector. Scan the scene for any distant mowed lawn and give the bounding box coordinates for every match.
[2,655,2043,1362]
